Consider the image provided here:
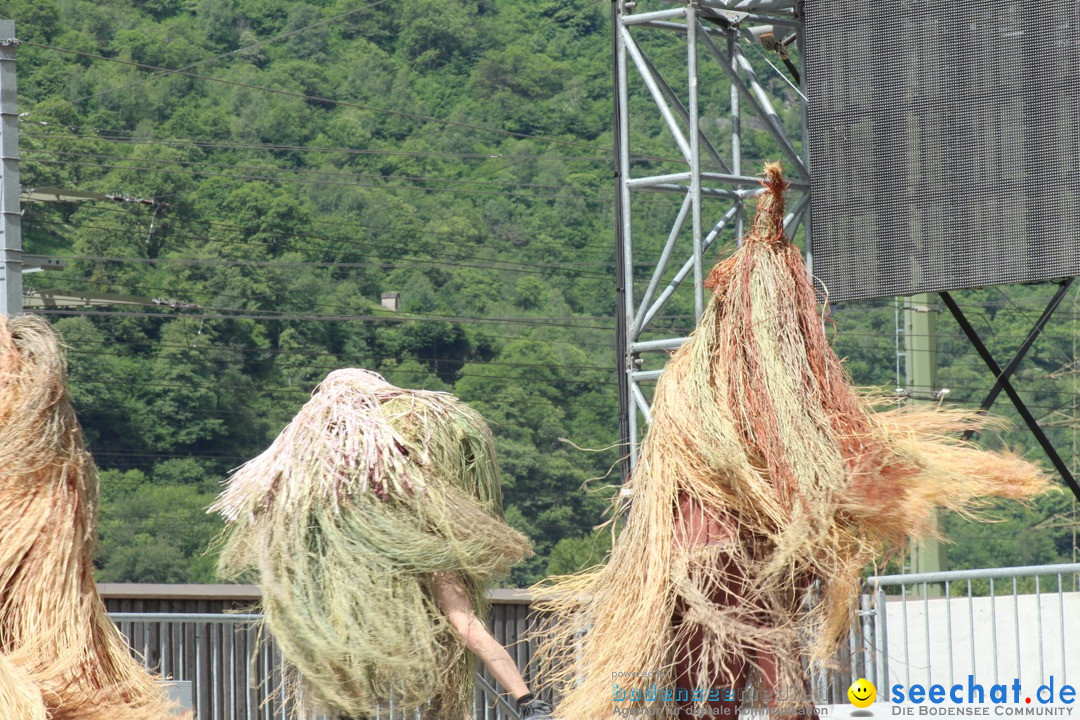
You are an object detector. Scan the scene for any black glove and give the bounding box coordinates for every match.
[516,693,555,719]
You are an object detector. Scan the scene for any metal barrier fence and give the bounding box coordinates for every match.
[110,611,525,720]
[852,563,1080,696]
[107,565,1080,718]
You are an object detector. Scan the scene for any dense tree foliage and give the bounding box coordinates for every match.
[5,0,1078,585]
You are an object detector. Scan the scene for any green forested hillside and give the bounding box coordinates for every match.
[5,0,1078,584]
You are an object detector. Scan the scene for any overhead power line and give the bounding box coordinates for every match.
[27,219,614,277]
[31,202,620,259]
[42,253,618,270]
[61,0,623,163]
[40,276,696,334]
[21,40,609,153]
[36,307,619,330]
[57,366,1080,416]
[23,149,612,193]
[66,372,615,391]
[63,344,615,372]
[72,327,618,351]
[21,130,612,163]
[37,274,619,327]
[26,158,617,201]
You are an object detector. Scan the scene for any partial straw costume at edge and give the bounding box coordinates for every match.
[211,369,532,720]
[534,163,1051,719]
[0,315,183,720]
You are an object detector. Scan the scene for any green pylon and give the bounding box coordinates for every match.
[905,293,948,596]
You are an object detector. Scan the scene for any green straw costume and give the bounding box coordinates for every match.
[212,369,532,719]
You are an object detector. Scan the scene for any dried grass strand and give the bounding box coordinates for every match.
[0,652,47,720]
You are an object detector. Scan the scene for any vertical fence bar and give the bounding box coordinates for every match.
[924,582,932,684]
[1013,578,1021,680]
[228,623,236,720]
[1036,575,1044,682]
[282,646,289,720]
[161,620,170,683]
[878,588,890,693]
[990,578,999,684]
[902,583,911,688]
[967,580,975,680]
[164,619,173,681]
[861,593,875,687]
[246,626,255,720]
[213,623,221,720]
[1059,574,1067,685]
[849,613,859,682]
[260,632,269,720]
[196,622,204,720]
[945,579,953,687]
[180,621,188,692]
[258,634,265,720]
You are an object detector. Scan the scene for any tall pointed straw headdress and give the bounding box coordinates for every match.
[533,163,1050,719]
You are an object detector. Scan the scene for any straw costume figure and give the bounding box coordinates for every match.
[534,163,1051,719]
[0,314,183,720]
[212,369,552,720]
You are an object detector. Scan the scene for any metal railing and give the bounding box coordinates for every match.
[852,564,1080,695]
[110,565,1080,718]
[110,612,522,720]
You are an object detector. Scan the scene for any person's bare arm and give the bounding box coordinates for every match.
[430,571,530,700]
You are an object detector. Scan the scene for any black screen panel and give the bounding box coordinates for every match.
[804,1,1080,302]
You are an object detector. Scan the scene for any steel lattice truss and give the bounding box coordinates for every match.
[614,0,811,471]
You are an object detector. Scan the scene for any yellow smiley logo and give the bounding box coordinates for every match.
[848,678,876,708]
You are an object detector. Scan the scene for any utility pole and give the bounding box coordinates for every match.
[905,293,947,593]
[0,20,20,316]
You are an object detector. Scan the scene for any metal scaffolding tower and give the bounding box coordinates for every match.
[613,0,810,475]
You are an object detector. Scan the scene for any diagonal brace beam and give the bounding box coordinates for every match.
[961,278,1074,440]
[698,27,809,178]
[637,45,730,173]
[475,672,522,718]
[621,26,693,162]
[939,290,1080,501]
